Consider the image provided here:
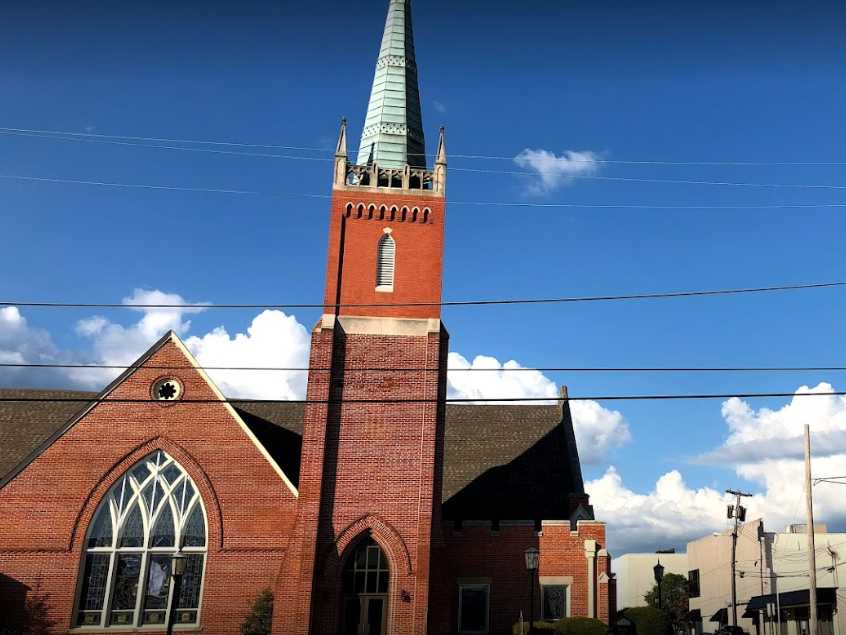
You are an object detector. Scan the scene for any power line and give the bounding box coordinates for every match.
[5,171,846,211]
[4,362,846,374]
[3,389,846,404]
[3,280,844,310]
[0,130,334,162]
[6,126,846,167]
[10,129,846,189]
[452,166,846,190]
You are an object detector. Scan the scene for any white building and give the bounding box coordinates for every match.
[687,519,844,635]
[613,552,689,610]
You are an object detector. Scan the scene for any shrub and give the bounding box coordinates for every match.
[555,617,608,635]
[620,606,672,635]
[513,620,557,634]
[241,588,274,635]
[512,617,606,635]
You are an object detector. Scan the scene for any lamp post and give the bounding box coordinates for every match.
[653,559,665,611]
[166,553,187,635]
[525,547,540,635]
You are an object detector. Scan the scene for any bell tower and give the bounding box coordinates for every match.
[277,2,448,634]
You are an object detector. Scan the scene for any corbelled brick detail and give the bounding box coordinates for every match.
[323,190,446,320]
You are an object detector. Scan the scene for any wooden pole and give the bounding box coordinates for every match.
[805,424,818,635]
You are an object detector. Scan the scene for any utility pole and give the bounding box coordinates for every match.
[805,424,819,635]
[758,524,768,635]
[727,488,752,627]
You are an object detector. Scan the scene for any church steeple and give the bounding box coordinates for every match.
[357,0,426,169]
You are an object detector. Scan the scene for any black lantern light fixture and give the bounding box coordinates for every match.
[525,547,540,634]
[653,558,665,610]
[166,553,188,635]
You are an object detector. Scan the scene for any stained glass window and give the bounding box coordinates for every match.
[75,451,207,628]
[87,505,112,549]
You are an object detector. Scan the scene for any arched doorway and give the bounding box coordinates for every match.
[341,537,389,635]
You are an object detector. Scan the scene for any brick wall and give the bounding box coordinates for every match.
[274,319,448,635]
[429,522,611,635]
[322,190,446,320]
[0,336,298,634]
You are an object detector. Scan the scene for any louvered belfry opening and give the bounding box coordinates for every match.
[376,233,396,289]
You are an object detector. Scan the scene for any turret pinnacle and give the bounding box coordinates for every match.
[357,0,426,169]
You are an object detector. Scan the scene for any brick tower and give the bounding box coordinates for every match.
[277,1,448,634]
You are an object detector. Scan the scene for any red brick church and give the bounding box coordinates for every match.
[0,2,614,633]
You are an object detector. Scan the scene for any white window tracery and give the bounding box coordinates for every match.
[74,450,207,629]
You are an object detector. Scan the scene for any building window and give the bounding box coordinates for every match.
[542,585,568,620]
[688,569,700,598]
[458,583,490,634]
[74,450,207,629]
[376,232,396,291]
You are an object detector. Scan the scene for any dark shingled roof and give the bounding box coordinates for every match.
[0,390,587,521]
[0,389,95,481]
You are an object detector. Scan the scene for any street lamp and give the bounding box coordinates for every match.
[653,559,665,611]
[525,547,540,635]
[166,553,188,635]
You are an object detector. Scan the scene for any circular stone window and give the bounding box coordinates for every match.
[152,378,183,402]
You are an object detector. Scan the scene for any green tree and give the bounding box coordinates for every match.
[621,607,672,635]
[644,572,689,632]
[241,588,274,635]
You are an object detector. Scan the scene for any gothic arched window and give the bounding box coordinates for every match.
[376,232,396,291]
[75,450,207,628]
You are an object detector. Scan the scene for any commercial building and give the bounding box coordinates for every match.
[613,551,688,610]
[687,519,844,635]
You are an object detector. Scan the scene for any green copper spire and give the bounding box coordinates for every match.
[357,0,426,169]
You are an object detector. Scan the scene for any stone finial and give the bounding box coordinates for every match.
[335,118,348,158]
[436,127,447,166]
[334,118,349,188]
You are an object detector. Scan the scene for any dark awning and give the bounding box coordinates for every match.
[742,588,836,618]
[710,608,728,623]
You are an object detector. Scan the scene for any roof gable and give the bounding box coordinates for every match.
[0,332,299,495]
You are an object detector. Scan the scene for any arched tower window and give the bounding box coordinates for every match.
[376,232,396,292]
[75,450,207,628]
[342,537,390,635]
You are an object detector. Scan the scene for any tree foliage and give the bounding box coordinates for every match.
[621,606,672,635]
[241,588,274,635]
[644,572,689,631]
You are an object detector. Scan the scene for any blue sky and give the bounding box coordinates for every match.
[3,0,846,552]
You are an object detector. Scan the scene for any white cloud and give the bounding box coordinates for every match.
[185,310,310,400]
[586,467,729,553]
[446,352,630,464]
[433,100,447,114]
[0,307,56,359]
[0,307,61,386]
[570,399,631,464]
[69,289,205,388]
[590,383,846,554]
[514,148,599,193]
[447,352,558,402]
[63,289,312,400]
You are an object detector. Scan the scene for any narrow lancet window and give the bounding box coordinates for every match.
[376,232,396,291]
